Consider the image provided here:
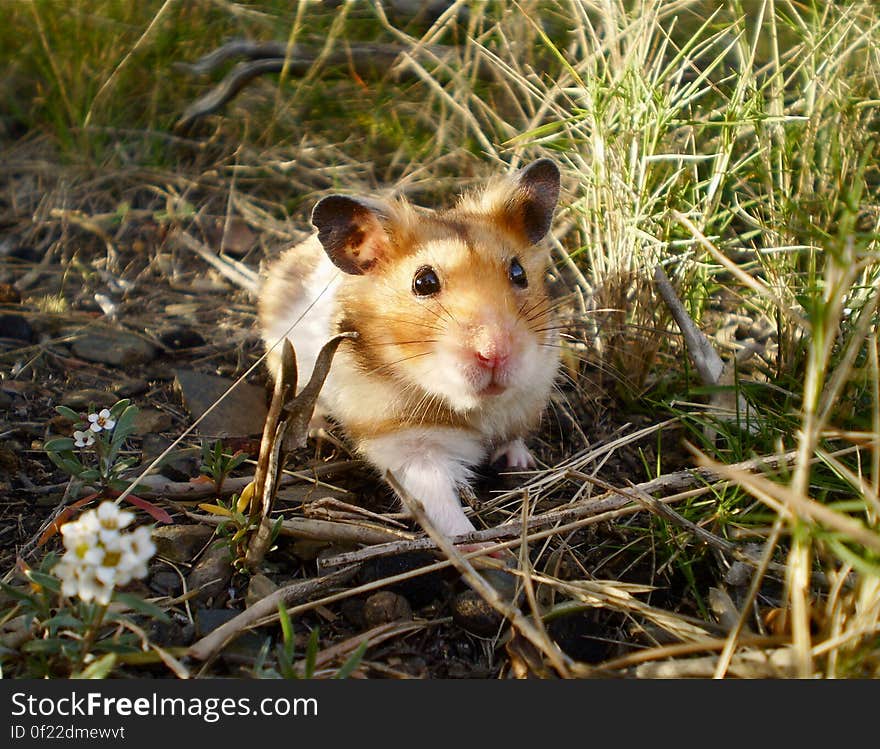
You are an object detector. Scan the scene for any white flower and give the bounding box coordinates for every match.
[73,430,95,448]
[53,501,155,605]
[88,408,116,433]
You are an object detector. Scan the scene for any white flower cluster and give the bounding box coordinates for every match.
[53,502,155,605]
[73,409,116,448]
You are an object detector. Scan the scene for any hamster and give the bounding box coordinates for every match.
[259,158,561,539]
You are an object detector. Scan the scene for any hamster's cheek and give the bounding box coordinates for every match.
[509,334,559,392]
[409,345,483,411]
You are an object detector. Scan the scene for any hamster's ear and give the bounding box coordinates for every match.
[503,158,560,244]
[311,195,392,275]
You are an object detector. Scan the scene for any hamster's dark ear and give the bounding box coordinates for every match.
[504,158,560,244]
[311,195,391,275]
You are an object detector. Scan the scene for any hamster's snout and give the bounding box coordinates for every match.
[472,328,511,372]
[464,324,518,395]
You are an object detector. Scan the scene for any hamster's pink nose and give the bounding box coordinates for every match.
[475,350,508,370]
[474,342,511,371]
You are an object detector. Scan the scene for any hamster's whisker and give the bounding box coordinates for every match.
[519,295,569,322]
[528,324,581,334]
[355,314,446,333]
[524,295,574,318]
[366,351,433,376]
[434,300,460,327]
[362,339,439,347]
[523,301,569,325]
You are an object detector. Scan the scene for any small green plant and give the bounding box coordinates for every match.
[252,602,366,679]
[199,484,283,573]
[43,399,170,529]
[200,439,249,496]
[46,400,139,493]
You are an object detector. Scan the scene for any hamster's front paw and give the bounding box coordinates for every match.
[491,438,536,470]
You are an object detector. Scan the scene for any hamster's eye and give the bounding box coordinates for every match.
[508,257,528,288]
[412,265,442,296]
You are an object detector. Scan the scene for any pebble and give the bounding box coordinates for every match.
[71,329,156,367]
[194,608,265,666]
[132,407,174,435]
[114,378,149,397]
[152,524,215,564]
[61,388,117,410]
[141,435,200,481]
[149,570,183,597]
[450,569,520,637]
[186,545,233,604]
[451,589,503,637]
[245,573,279,608]
[174,369,268,438]
[363,591,413,626]
[0,283,21,303]
[193,607,238,639]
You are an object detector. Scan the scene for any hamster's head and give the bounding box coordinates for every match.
[312,159,561,414]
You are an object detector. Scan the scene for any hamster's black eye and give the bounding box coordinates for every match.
[412,265,441,296]
[508,257,528,288]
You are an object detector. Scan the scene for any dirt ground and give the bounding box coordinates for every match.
[0,133,714,679]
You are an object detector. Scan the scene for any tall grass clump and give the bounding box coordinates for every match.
[391,0,880,675]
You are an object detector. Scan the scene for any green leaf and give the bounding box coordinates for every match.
[303,627,319,678]
[110,399,131,419]
[45,451,84,476]
[44,437,76,453]
[75,652,118,679]
[22,638,63,654]
[277,601,295,662]
[109,404,139,450]
[25,570,61,592]
[55,405,82,423]
[45,612,84,635]
[112,592,171,623]
[334,641,368,679]
[0,580,36,604]
[270,516,284,544]
[227,451,249,471]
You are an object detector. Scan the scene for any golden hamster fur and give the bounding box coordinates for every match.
[259,159,561,538]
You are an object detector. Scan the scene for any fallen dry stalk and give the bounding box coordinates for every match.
[321,448,824,568]
[187,510,416,546]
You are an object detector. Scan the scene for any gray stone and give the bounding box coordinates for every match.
[114,378,149,397]
[174,369,267,437]
[62,388,117,410]
[245,573,279,608]
[71,329,156,367]
[149,570,182,597]
[132,407,173,435]
[153,524,215,564]
[187,545,233,603]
